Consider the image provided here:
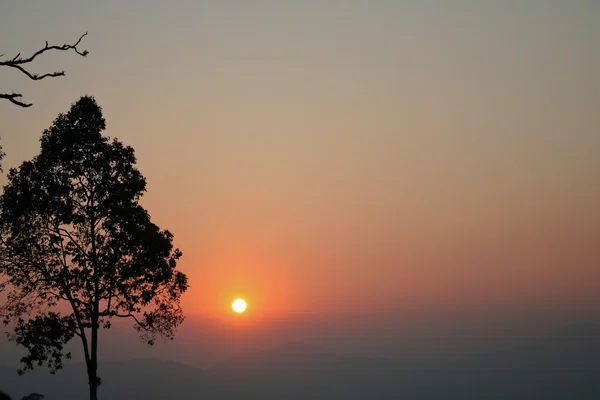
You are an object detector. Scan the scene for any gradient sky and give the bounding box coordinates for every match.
[1,1,599,329]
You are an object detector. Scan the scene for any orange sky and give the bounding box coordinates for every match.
[1,1,599,323]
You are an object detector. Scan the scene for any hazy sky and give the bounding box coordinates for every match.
[1,1,599,329]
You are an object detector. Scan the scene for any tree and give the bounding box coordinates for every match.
[1,33,88,108]
[0,392,44,400]
[21,394,44,400]
[0,96,188,400]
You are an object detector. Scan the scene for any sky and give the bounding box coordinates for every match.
[1,0,600,361]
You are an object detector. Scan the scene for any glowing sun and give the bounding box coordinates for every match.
[232,299,247,313]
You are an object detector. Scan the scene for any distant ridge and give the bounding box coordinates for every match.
[1,323,600,399]
[547,322,600,341]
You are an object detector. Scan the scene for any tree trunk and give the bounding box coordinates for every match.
[90,194,100,400]
[82,330,98,400]
[87,359,98,400]
[90,190,99,400]
[89,315,99,400]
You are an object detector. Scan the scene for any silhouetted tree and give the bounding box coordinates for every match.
[0,33,88,108]
[0,391,10,400]
[21,394,44,400]
[0,96,188,400]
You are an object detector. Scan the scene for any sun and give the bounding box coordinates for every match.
[232,299,247,313]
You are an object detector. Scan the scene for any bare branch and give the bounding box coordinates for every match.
[0,93,32,108]
[0,33,88,67]
[8,64,65,81]
[1,33,88,108]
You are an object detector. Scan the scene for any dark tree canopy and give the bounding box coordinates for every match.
[0,96,188,400]
[0,33,88,108]
[0,392,44,400]
[21,395,44,400]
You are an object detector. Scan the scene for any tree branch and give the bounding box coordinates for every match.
[1,33,88,108]
[0,93,32,108]
[110,311,147,331]
[57,227,90,261]
[0,33,88,67]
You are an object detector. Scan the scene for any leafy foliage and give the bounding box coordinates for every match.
[0,96,187,397]
[11,313,75,374]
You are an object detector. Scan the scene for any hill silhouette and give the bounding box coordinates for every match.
[1,323,599,399]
